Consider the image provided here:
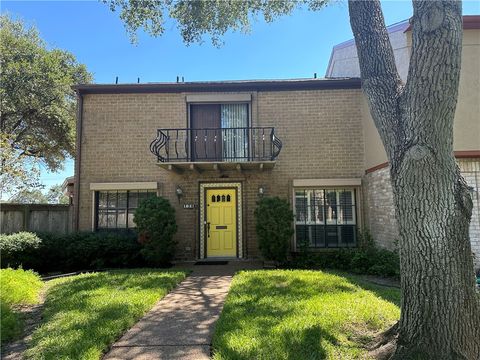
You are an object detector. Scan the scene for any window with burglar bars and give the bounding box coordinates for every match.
[295,189,357,248]
[95,190,157,230]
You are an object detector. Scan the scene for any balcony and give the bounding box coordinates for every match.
[150,127,282,173]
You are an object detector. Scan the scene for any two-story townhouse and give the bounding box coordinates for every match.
[74,79,364,260]
[73,16,479,266]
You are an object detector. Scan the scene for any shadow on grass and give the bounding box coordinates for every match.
[330,271,401,306]
[212,270,401,360]
[26,269,187,360]
[212,270,356,360]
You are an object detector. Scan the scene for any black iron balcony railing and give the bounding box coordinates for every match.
[150,127,282,163]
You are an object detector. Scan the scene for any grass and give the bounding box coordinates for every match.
[25,269,187,360]
[212,269,400,360]
[0,268,43,343]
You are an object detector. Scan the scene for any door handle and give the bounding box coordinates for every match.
[207,222,210,238]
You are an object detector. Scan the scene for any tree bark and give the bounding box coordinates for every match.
[348,1,480,359]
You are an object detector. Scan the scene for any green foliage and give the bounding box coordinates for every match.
[0,268,43,343]
[7,188,49,203]
[0,232,42,268]
[291,230,400,278]
[26,269,187,360]
[0,232,143,273]
[0,268,43,306]
[290,248,400,277]
[38,232,143,273]
[134,196,177,266]
[357,227,376,250]
[0,15,92,194]
[212,270,400,360]
[104,0,328,45]
[7,184,69,204]
[254,196,294,264]
[1,301,21,343]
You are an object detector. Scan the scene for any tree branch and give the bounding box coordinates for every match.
[348,0,404,161]
[402,0,462,159]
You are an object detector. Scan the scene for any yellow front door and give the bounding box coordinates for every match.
[206,188,237,257]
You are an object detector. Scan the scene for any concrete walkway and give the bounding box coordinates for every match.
[104,261,261,360]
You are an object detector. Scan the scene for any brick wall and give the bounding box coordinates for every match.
[78,89,365,259]
[364,159,480,270]
[458,159,480,269]
[363,166,399,250]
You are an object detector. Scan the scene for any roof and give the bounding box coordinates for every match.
[62,176,75,192]
[331,19,410,52]
[331,15,479,52]
[326,15,479,78]
[74,77,361,95]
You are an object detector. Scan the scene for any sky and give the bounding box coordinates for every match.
[2,0,480,192]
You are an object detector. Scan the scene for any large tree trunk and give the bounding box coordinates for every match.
[348,1,480,359]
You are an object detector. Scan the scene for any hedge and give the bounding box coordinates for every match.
[291,247,400,277]
[0,231,143,273]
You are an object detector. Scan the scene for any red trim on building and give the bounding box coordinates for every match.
[365,151,480,174]
[454,150,480,158]
[405,15,480,32]
[365,162,389,174]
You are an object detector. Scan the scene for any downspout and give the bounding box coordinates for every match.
[73,90,83,231]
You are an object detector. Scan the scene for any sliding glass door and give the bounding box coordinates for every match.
[190,103,249,161]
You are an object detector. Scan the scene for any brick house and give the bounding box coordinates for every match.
[73,17,479,266]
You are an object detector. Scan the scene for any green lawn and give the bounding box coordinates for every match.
[25,269,187,360]
[212,270,400,360]
[0,268,43,343]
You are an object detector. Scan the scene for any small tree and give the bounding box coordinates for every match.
[133,196,177,266]
[254,196,294,264]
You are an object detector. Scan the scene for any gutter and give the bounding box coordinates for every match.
[73,78,362,95]
[74,91,83,231]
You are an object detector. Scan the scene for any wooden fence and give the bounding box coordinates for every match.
[0,203,73,235]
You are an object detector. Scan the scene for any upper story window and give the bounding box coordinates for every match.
[295,188,357,248]
[95,190,156,230]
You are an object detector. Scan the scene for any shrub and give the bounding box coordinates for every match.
[0,268,43,305]
[291,229,400,278]
[134,196,177,266]
[254,196,294,264]
[0,232,42,268]
[62,232,143,271]
[0,231,143,273]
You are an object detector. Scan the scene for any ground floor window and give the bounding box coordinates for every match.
[94,190,156,230]
[295,188,357,248]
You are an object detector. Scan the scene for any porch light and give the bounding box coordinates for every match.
[258,186,265,197]
[176,185,184,201]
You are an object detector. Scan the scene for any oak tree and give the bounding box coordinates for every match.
[0,15,92,196]
[105,1,480,358]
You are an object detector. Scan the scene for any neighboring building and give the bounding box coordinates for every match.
[62,176,75,205]
[73,16,479,267]
[327,15,480,266]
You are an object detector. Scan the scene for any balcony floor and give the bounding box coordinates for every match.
[157,161,276,174]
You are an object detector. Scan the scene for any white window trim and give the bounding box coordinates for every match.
[294,190,356,226]
[292,186,360,249]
